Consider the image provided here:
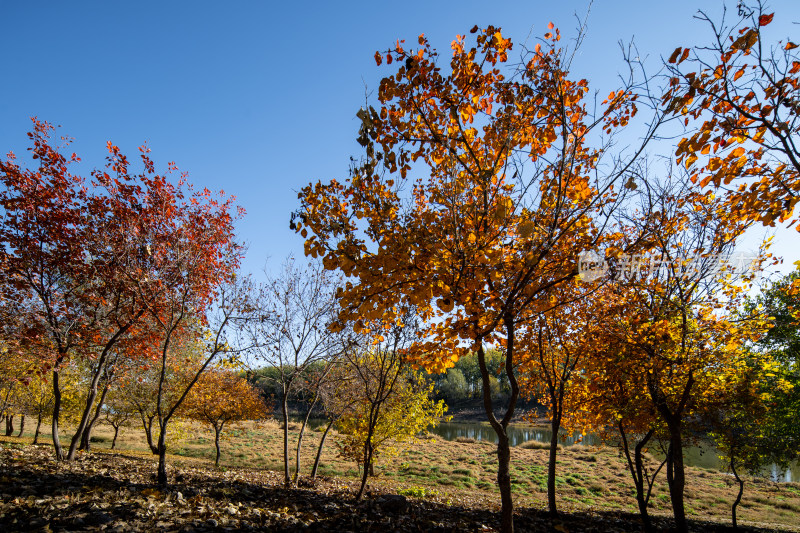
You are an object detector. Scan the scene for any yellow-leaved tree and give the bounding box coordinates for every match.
[182,369,268,466]
[327,319,446,500]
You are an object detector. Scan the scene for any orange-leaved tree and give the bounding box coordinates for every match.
[295,24,651,532]
[584,175,769,533]
[517,279,611,518]
[182,369,268,466]
[573,283,667,532]
[664,1,800,231]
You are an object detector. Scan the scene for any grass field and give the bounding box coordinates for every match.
[5,417,800,531]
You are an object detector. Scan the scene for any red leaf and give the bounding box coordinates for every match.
[758,13,773,26]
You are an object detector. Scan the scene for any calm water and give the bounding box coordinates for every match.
[427,421,799,482]
[429,421,601,447]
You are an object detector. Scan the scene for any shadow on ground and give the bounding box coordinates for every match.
[0,444,776,532]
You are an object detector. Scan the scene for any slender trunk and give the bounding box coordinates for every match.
[619,424,655,531]
[214,423,222,467]
[731,457,744,529]
[310,419,335,479]
[80,384,111,451]
[477,340,516,533]
[51,369,64,460]
[5,415,13,436]
[634,437,657,532]
[293,397,318,485]
[156,421,168,486]
[547,411,561,517]
[356,408,377,501]
[16,415,25,437]
[496,430,513,532]
[140,412,158,454]
[67,359,109,460]
[33,414,43,444]
[111,425,120,450]
[649,369,691,533]
[281,389,290,487]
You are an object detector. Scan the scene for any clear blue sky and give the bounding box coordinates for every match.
[1,1,797,280]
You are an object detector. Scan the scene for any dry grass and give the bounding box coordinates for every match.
[6,418,800,531]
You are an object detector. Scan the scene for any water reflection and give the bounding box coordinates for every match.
[429,421,601,447]
[427,421,798,482]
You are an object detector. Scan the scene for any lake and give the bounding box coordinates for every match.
[427,421,799,483]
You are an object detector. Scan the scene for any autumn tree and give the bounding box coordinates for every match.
[663,1,800,232]
[182,369,268,466]
[0,119,242,463]
[101,386,137,450]
[309,359,359,480]
[332,318,446,501]
[244,257,341,487]
[518,281,608,518]
[582,172,768,532]
[145,274,249,485]
[0,120,95,458]
[574,286,668,532]
[705,354,777,528]
[289,358,340,484]
[16,370,60,445]
[706,265,800,527]
[294,23,654,532]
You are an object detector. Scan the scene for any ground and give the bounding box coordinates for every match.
[1,419,798,532]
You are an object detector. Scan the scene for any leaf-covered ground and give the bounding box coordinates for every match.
[0,443,793,532]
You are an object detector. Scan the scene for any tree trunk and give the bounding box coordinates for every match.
[67,360,108,460]
[546,411,561,517]
[16,414,25,437]
[731,457,744,529]
[140,413,159,454]
[649,370,691,533]
[495,430,514,532]
[355,413,376,501]
[634,438,659,532]
[52,369,64,460]
[33,414,43,445]
[156,423,168,486]
[214,424,222,467]
[665,427,688,533]
[111,425,120,450]
[5,414,13,436]
[80,384,111,451]
[310,419,334,479]
[619,424,656,532]
[281,389,291,487]
[477,339,517,533]
[293,397,318,485]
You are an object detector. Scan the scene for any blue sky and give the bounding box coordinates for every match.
[1,1,798,280]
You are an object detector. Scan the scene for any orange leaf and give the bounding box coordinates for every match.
[758,13,773,26]
[668,47,681,64]
[547,22,554,30]
[786,42,799,50]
